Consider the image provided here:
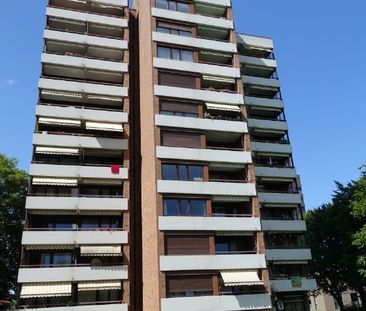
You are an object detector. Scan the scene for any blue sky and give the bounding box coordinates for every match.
[0,0,365,209]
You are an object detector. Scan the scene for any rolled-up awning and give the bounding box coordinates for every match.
[41,90,83,99]
[272,261,308,265]
[221,270,263,286]
[38,117,82,127]
[86,95,122,102]
[49,17,86,26]
[20,282,72,298]
[81,178,122,185]
[212,195,250,202]
[35,146,79,156]
[26,244,74,250]
[78,281,121,292]
[80,245,122,256]
[85,121,123,132]
[209,162,246,169]
[205,103,240,112]
[202,75,236,84]
[32,177,78,186]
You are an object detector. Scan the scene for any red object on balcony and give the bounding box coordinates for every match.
[111,165,120,174]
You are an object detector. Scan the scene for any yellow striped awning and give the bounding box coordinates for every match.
[205,103,240,112]
[80,246,122,256]
[85,121,123,132]
[32,177,78,186]
[38,117,82,127]
[202,75,236,84]
[221,270,263,286]
[78,281,121,292]
[35,146,79,155]
[212,195,250,202]
[20,283,72,298]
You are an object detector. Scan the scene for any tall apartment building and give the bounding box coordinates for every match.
[16,1,317,311]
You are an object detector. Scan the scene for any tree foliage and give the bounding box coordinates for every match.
[305,180,366,310]
[0,154,27,299]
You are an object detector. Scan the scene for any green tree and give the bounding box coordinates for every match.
[306,182,365,310]
[0,154,27,300]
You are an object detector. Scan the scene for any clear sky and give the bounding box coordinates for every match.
[0,0,365,210]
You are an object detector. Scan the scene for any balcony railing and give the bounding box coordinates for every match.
[38,102,124,113]
[251,139,290,145]
[212,213,254,218]
[215,250,258,255]
[27,193,124,198]
[18,300,125,310]
[23,227,124,232]
[209,178,248,183]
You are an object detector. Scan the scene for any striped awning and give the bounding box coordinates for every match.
[20,282,72,298]
[205,103,240,112]
[38,117,82,127]
[273,261,308,265]
[25,244,74,250]
[80,246,122,256]
[202,75,236,84]
[209,162,246,169]
[35,146,79,155]
[81,178,122,185]
[41,90,83,99]
[49,17,86,26]
[85,121,123,132]
[221,270,263,286]
[200,51,231,58]
[86,95,122,102]
[32,177,78,186]
[78,281,121,292]
[212,195,250,202]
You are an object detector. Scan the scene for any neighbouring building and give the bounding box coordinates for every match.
[310,291,363,311]
[16,1,317,311]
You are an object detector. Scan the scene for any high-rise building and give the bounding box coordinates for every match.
[16,1,317,311]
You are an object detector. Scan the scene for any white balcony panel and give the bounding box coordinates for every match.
[258,192,303,205]
[17,304,128,311]
[46,7,127,28]
[237,34,273,50]
[261,220,307,232]
[153,58,239,77]
[160,254,266,271]
[152,8,233,29]
[156,146,252,164]
[42,54,127,73]
[36,105,128,123]
[271,278,317,292]
[152,32,236,53]
[194,0,231,6]
[33,133,128,150]
[44,30,128,50]
[240,55,276,68]
[22,230,128,246]
[18,265,127,283]
[251,142,292,154]
[161,293,272,311]
[157,180,256,196]
[154,85,244,105]
[255,167,297,179]
[30,164,128,180]
[243,76,281,88]
[266,249,312,261]
[93,0,128,6]
[26,196,128,212]
[248,119,288,132]
[155,115,247,133]
[39,78,128,97]
[244,96,284,109]
[159,216,261,231]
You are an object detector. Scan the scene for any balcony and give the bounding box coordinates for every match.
[240,54,276,70]
[255,166,297,179]
[237,34,273,51]
[251,141,292,154]
[157,180,256,196]
[261,220,306,232]
[152,32,236,53]
[22,229,128,247]
[17,303,128,311]
[258,192,303,205]
[33,133,127,150]
[243,75,281,89]
[152,8,234,30]
[161,293,272,311]
[155,114,247,133]
[244,96,284,110]
[29,163,128,180]
[156,146,252,164]
[39,78,128,98]
[160,254,266,271]
[193,0,231,7]
[266,249,312,261]
[25,196,128,213]
[153,58,240,78]
[154,85,244,105]
[271,278,317,292]
[159,216,261,231]
[248,118,288,133]
[36,104,128,124]
[18,265,128,283]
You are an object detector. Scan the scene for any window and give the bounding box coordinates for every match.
[163,199,206,216]
[156,0,190,13]
[157,46,193,62]
[161,131,201,148]
[40,252,72,266]
[159,72,196,88]
[160,101,198,117]
[162,164,203,181]
[167,275,213,298]
[157,26,192,37]
[78,290,120,303]
[165,236,210,255]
